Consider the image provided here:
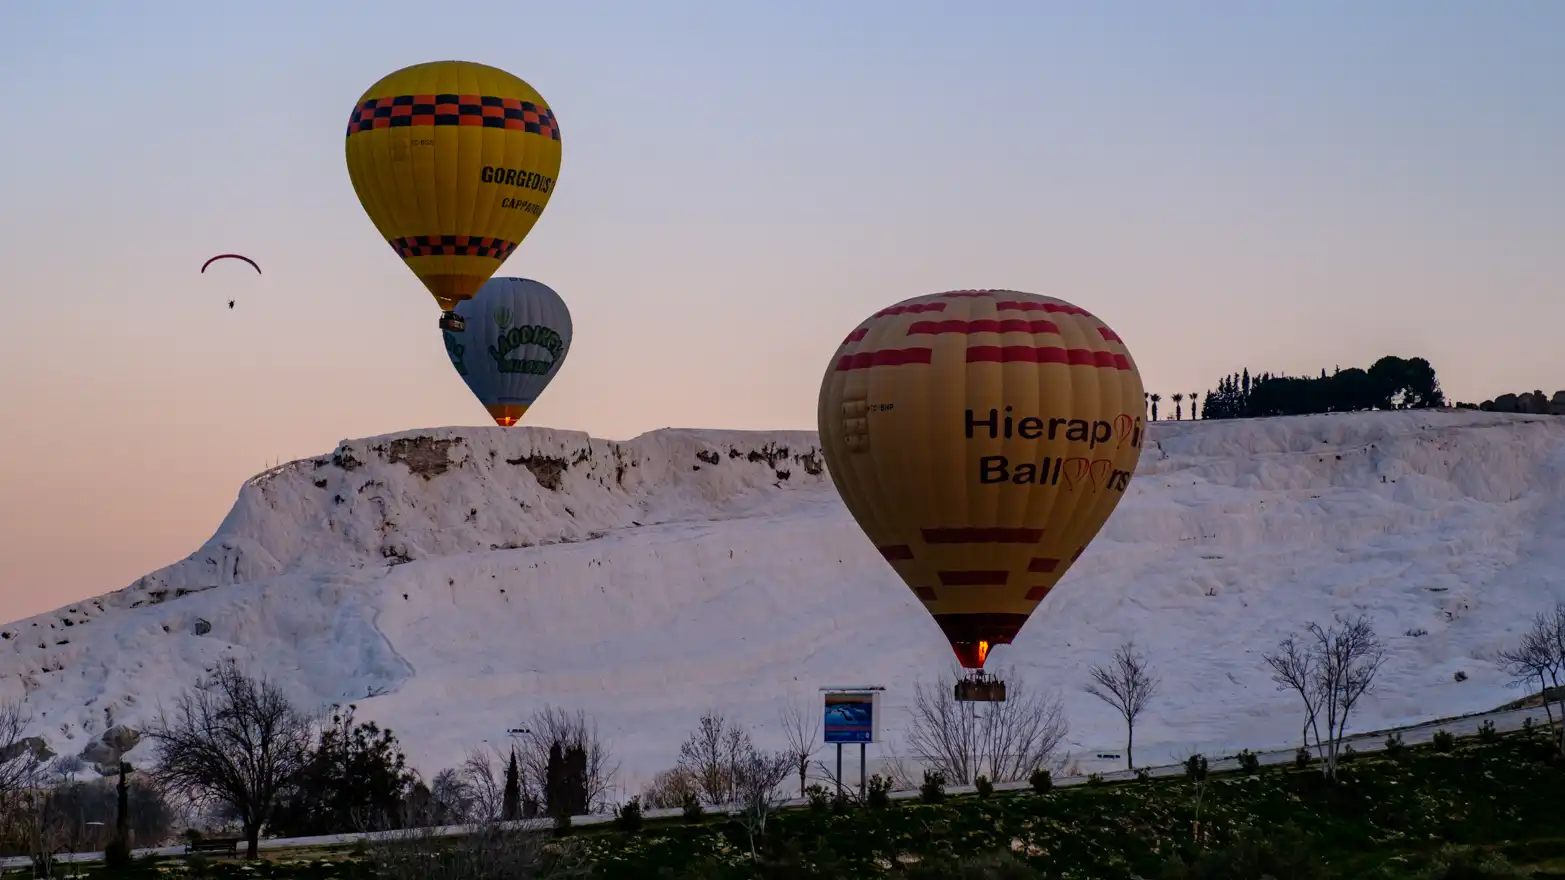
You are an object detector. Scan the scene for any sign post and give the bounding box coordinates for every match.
[820,686,884,798]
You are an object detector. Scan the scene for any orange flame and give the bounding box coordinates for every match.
[977,640,990,667]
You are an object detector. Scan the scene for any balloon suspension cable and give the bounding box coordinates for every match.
[955,667,1007,703]
[439,311,467,333]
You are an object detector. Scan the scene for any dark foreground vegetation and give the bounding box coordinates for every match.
[9,719,1564,879]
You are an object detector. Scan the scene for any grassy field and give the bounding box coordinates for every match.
[18,722,1565,878]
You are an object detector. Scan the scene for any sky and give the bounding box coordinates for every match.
[0,1,1561,621]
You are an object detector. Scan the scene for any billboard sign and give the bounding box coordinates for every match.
[823,690,880,744]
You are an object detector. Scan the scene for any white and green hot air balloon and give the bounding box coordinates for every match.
[442,277,573,426]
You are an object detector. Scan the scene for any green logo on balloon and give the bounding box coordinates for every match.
[490,307,565,375]
[442,331,468,376]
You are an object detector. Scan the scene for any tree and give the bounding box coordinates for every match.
[778,697,821,799]
[1494,601,1565,752]
[677,711,753,805]
[1263,614,1386,781]
[732,746,794,857]
[1084,641,1160,769]
[146,661,314,859]
[1185,753,1210,844]
[502,748,522,821]
[1150,393,1161,421]
[1189,392,1199,420]
[456,746,512,822]
[905,667,1070,786]
[271,704,417,836]
[543,741,588,820]
[510,707,618,814]
[1172,393,1185,421]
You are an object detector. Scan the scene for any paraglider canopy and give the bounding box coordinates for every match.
[201,254,261,274]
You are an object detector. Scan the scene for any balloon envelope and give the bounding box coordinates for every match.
[345,60,563,314]
[816,290,1146,669]
[444,277,573,426]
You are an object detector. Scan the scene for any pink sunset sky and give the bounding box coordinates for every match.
[1,1,1561,622]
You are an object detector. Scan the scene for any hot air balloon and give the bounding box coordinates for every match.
[443,277,573,427]
[817,290,1146,701]
[345,60,563,332]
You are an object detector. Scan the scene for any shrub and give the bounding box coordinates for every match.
[974,774,994,798]
[1029,767,1053,793]
[1237,749,1260,774]
[1295,747,1313,769]
[1135,766,1153,783]
[614,796,643,833]
[919,770,946,804]
[1385,732,1405,753]
[681,791,703,822]
[1432,730,1456,752]
[805,784,829,814]
[1340,744,1358,763]
[1086,773,1104,787]
[1478,719,1499,743]
[104,838,132,871]
[866,774,892,809]
[833,790,852,814]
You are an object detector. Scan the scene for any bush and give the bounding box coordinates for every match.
[1029,767,1053,793]
[919,770,947,804]
[1161,825,1328,880]
[1522,716,1536,735]
[680,791,703,822]
[1295,747,1313,769]
[1340,744,1358,763]
[974,774,994,798]
[1237,749,1260,774]
[1432,730,1456,752]
[614,796,643,833]
[1086,773,1104,787]
[1478,720,1499,743]
[1135,766,1153,783]
[1385,732,1405,753]
[104,838,132,871]
[833,790,852,814]
[805,784,829,814]
[552,811,573,836]
[866,774,892,809]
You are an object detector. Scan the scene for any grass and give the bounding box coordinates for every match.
[15,724,1564,878]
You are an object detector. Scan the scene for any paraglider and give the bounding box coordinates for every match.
[345,60,564,333]
[816,289,1146,701]
[200,254,261,274]
[442,277,573,427]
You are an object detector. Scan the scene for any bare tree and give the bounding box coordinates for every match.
[676,711,752,805]
[458,746,510,822]
[145,661,315,859]
[1263,614,1386,781]
[1084,642,1161,769]
[732,747,794,857]
[778,696,821,799]
[639,766,697,809]
[511,706,619,813]
[0,701,43,799]
[905,667,1070,786]
[1494,601,1565,751]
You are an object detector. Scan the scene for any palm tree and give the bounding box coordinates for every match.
[1190,391,1199,420]
[1172,393,1185,421]
[1150,393,1161,421]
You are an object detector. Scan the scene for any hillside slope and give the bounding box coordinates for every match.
[3,411,1564,790]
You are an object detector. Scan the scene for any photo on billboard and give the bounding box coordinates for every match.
[823,691,876,744]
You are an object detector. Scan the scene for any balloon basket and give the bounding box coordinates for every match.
[439,311,467,333]
[955,671,1007,702]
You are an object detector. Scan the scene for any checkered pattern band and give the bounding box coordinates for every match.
[348,95,560,140]
[390,236,518,259]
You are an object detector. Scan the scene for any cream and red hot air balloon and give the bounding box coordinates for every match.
[817,289,1145,701]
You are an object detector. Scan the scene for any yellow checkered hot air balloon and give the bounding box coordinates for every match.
[345,60,563,332]
[817,290,1146,701]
